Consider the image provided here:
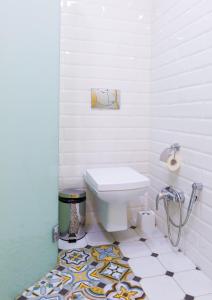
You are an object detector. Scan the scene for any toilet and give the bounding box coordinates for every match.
[84,167,149,232]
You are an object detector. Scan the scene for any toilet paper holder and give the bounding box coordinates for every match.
[160,143,181,162]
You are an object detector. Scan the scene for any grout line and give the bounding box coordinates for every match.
[151,63,212,83]
[153,3,212,48]
[60,62,151,71]
[151,81,212,93]
[61,12,151,26]
[61,51,151,62]
[61,23,151,37]
[172,275,188,296]
[150,100,211,106]
[60,48,151,60]
[152,45,212,71]
[61,36,150,49]
[151,0,181,25]
[150,126,212,138]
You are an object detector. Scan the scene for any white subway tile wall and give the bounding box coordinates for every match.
[60,0,212,279]
[150,0,212,279]
[59,0,152,218]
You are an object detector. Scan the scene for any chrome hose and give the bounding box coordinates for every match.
[166,187,196,229]
[162,184,202,247]
[164,191,183,247]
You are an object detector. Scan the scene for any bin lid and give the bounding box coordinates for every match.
[59,188,86,199]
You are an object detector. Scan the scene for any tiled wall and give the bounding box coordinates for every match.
[60,0,212,279]
[59,0,152,217]
[150,0,212,279]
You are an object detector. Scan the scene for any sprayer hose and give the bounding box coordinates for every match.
[164,198,182,247]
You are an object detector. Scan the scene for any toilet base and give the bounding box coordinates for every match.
[96,198,128,232]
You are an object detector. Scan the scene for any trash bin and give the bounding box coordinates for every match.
[59,188,86,243]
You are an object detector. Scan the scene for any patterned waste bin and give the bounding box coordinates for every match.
[59,188,86,242]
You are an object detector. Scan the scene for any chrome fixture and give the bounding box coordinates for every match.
[156,183,203,247]
[156,186,185,210]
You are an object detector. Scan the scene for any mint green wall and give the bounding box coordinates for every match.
[0,1,60,299]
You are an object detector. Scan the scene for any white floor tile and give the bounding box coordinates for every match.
[112,229,139,243]
[129,256,166,278]
[142,276,185,300]
[58,237,87,250]
[195,294,212,300]
[86,231,114,246]
[158,252,196,273]
[146,237,174,254]
[120,240,151,258]
[174,270,212,297]
[136,228,164,239]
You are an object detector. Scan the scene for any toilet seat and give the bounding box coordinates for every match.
[85,167,149,192]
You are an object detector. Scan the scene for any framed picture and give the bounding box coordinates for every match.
[91,88,120,110]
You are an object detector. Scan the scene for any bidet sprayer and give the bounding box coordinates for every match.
[155,182,203,247]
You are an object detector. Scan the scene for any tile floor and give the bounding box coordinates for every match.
[18,244,146,300]
[58,223,212,300]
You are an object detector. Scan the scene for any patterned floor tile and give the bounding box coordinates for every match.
[91,245,122,262]
[99,261,130,282]
[58,248,92,272]
[65,286,106,299]
[37,296,64,300]
[105,281,145,300]
[18,244,146,300]
[22,270,74,298]
[70,268,101,292]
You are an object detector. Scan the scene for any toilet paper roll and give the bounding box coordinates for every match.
[167,153,181,172]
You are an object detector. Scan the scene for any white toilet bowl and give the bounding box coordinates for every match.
[84,167,149,232]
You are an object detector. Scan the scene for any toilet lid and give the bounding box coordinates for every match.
[84,167,149,192]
